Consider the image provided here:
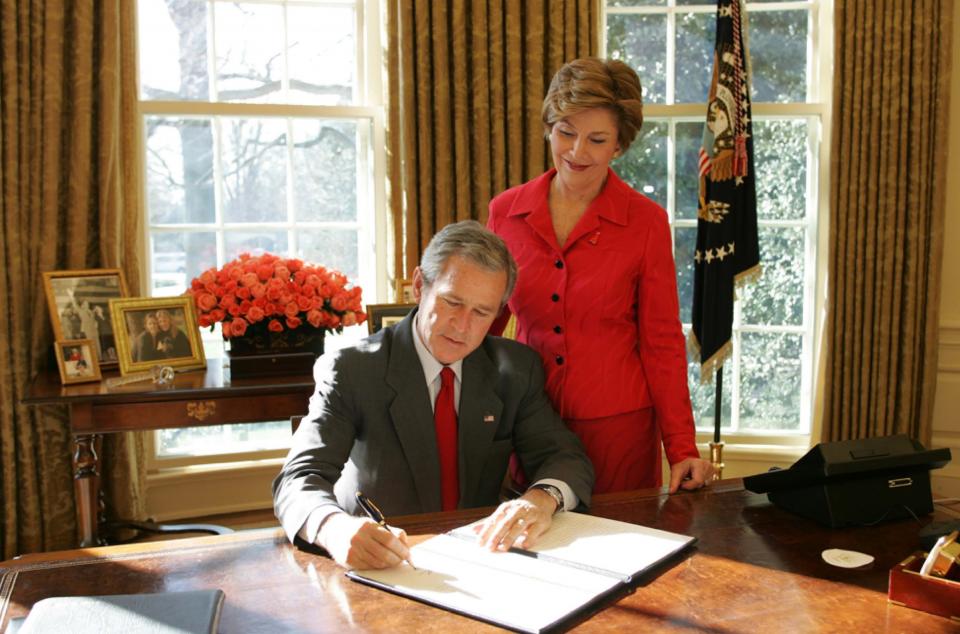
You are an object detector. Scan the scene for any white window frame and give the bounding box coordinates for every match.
[601,0,833,462]
[136,0,387,483]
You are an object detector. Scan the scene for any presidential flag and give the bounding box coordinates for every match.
[690,0,761,383]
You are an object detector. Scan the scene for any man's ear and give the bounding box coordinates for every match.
[411,267,424,303]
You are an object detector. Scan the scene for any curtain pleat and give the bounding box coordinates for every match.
[823,0,952,444]
[386,0,599,278]
[0,0,145,558]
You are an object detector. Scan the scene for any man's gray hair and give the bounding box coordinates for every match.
[419,220,518,306]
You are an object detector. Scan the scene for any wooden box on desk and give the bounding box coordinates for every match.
[227,351,317,378]
[888,552,960,622]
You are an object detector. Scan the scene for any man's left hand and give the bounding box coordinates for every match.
[472,489,556,552]
[668,457,716,494]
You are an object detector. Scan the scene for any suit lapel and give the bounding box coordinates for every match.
[459,346,503,505]
[385,311,442,511]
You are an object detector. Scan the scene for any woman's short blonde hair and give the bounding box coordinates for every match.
[541,57,644,153]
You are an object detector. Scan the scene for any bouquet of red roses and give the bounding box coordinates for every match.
[187,253,366,339]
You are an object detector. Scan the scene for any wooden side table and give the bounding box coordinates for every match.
[23,360,314,547]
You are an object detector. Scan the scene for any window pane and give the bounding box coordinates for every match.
[606,14,666,104]
[608,1,665,6]
[288,5,356,105]
[221,118,288,223]
[675,12,715,103]
[615,120,668,208]
[299,230,360,281]
[740,226,805,326]
[676,121,702,220]
[748,10,809,102]
[292,120,359,222]
[224,231,289,260]
[214,3,285,103]
[157,420,291,457]
[740,332,802,430]
[146,117,215,225]
[675,226,696,324]
[138,0,210,101]
[755,119,807,221]
[150,231,217,297]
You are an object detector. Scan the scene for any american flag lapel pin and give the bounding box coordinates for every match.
[483,414,495,423]
[588,231,600,245]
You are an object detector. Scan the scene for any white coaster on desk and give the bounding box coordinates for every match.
[821,548,875,568]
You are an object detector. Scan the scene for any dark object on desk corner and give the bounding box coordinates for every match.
[12,589,225,634]
[743,435,951,528]
[919,519,960,552]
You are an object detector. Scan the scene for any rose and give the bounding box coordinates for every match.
[229,318,248,337]
[196,292,218,312]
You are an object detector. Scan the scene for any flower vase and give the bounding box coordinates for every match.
[226,328,325,378]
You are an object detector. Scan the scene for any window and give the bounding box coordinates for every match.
[603,0,830,444]
[137,0,385,465]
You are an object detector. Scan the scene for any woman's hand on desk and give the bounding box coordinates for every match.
[318,512,411,570]
[473,490,555,552]
[668,458,715,493]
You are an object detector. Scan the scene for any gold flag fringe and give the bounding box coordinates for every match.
[688,262,763,385]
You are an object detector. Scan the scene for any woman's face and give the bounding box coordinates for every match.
[549,107,620,193]
[144,315,158,335]
[157,312,171,331]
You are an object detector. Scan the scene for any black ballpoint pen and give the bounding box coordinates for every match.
[355,491,417,569]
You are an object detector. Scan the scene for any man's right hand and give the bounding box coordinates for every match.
[317,513,411,570]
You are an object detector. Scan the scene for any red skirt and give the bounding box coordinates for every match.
[511,408,661,495]
[566,408,661,493]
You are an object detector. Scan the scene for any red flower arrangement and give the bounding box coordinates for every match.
[187,253,366,339]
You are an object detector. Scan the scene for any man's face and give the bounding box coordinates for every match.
[413,255,506,365]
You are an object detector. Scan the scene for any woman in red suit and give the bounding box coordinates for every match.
[488,58,714,494]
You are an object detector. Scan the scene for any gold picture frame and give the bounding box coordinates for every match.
[42,268,129,368]
[54,339,102,385]
[393,278,415,303]
[367,303,416,335]
[109,296,207,375]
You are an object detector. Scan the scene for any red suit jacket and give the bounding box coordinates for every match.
[487,168,699,467]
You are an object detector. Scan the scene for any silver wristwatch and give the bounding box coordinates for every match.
[531,483,564,514]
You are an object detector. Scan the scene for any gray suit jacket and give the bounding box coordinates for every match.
[273,309,594,542]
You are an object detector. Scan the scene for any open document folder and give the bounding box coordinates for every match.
[346,512,696,634]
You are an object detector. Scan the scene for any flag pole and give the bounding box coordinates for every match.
[710,367,724,480]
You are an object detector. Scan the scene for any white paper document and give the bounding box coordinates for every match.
[347,512,696,633]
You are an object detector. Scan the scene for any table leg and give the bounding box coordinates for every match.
[72,433,102,547]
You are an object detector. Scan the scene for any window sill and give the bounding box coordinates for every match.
[145,457,284,522]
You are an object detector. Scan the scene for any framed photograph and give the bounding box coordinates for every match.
[393,278,415,303]
[109,296,206,375]
[43,268,128,368]
[54,339,102,384]
[367,303,416,334]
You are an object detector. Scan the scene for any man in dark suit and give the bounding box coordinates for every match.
[273,221,593,570]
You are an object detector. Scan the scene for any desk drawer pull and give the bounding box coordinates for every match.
[888,477,912,488]
[186,401,217,421]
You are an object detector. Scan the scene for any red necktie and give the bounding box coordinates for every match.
[435,366,459,511]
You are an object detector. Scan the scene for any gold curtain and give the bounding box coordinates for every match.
[0,0,145,557]
[386,0,600,278]
[823,0,954,444]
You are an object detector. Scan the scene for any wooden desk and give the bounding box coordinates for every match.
[1,482,957,632]
[23,361,314,548]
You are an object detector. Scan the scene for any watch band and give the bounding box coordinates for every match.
[531,484,564,514]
